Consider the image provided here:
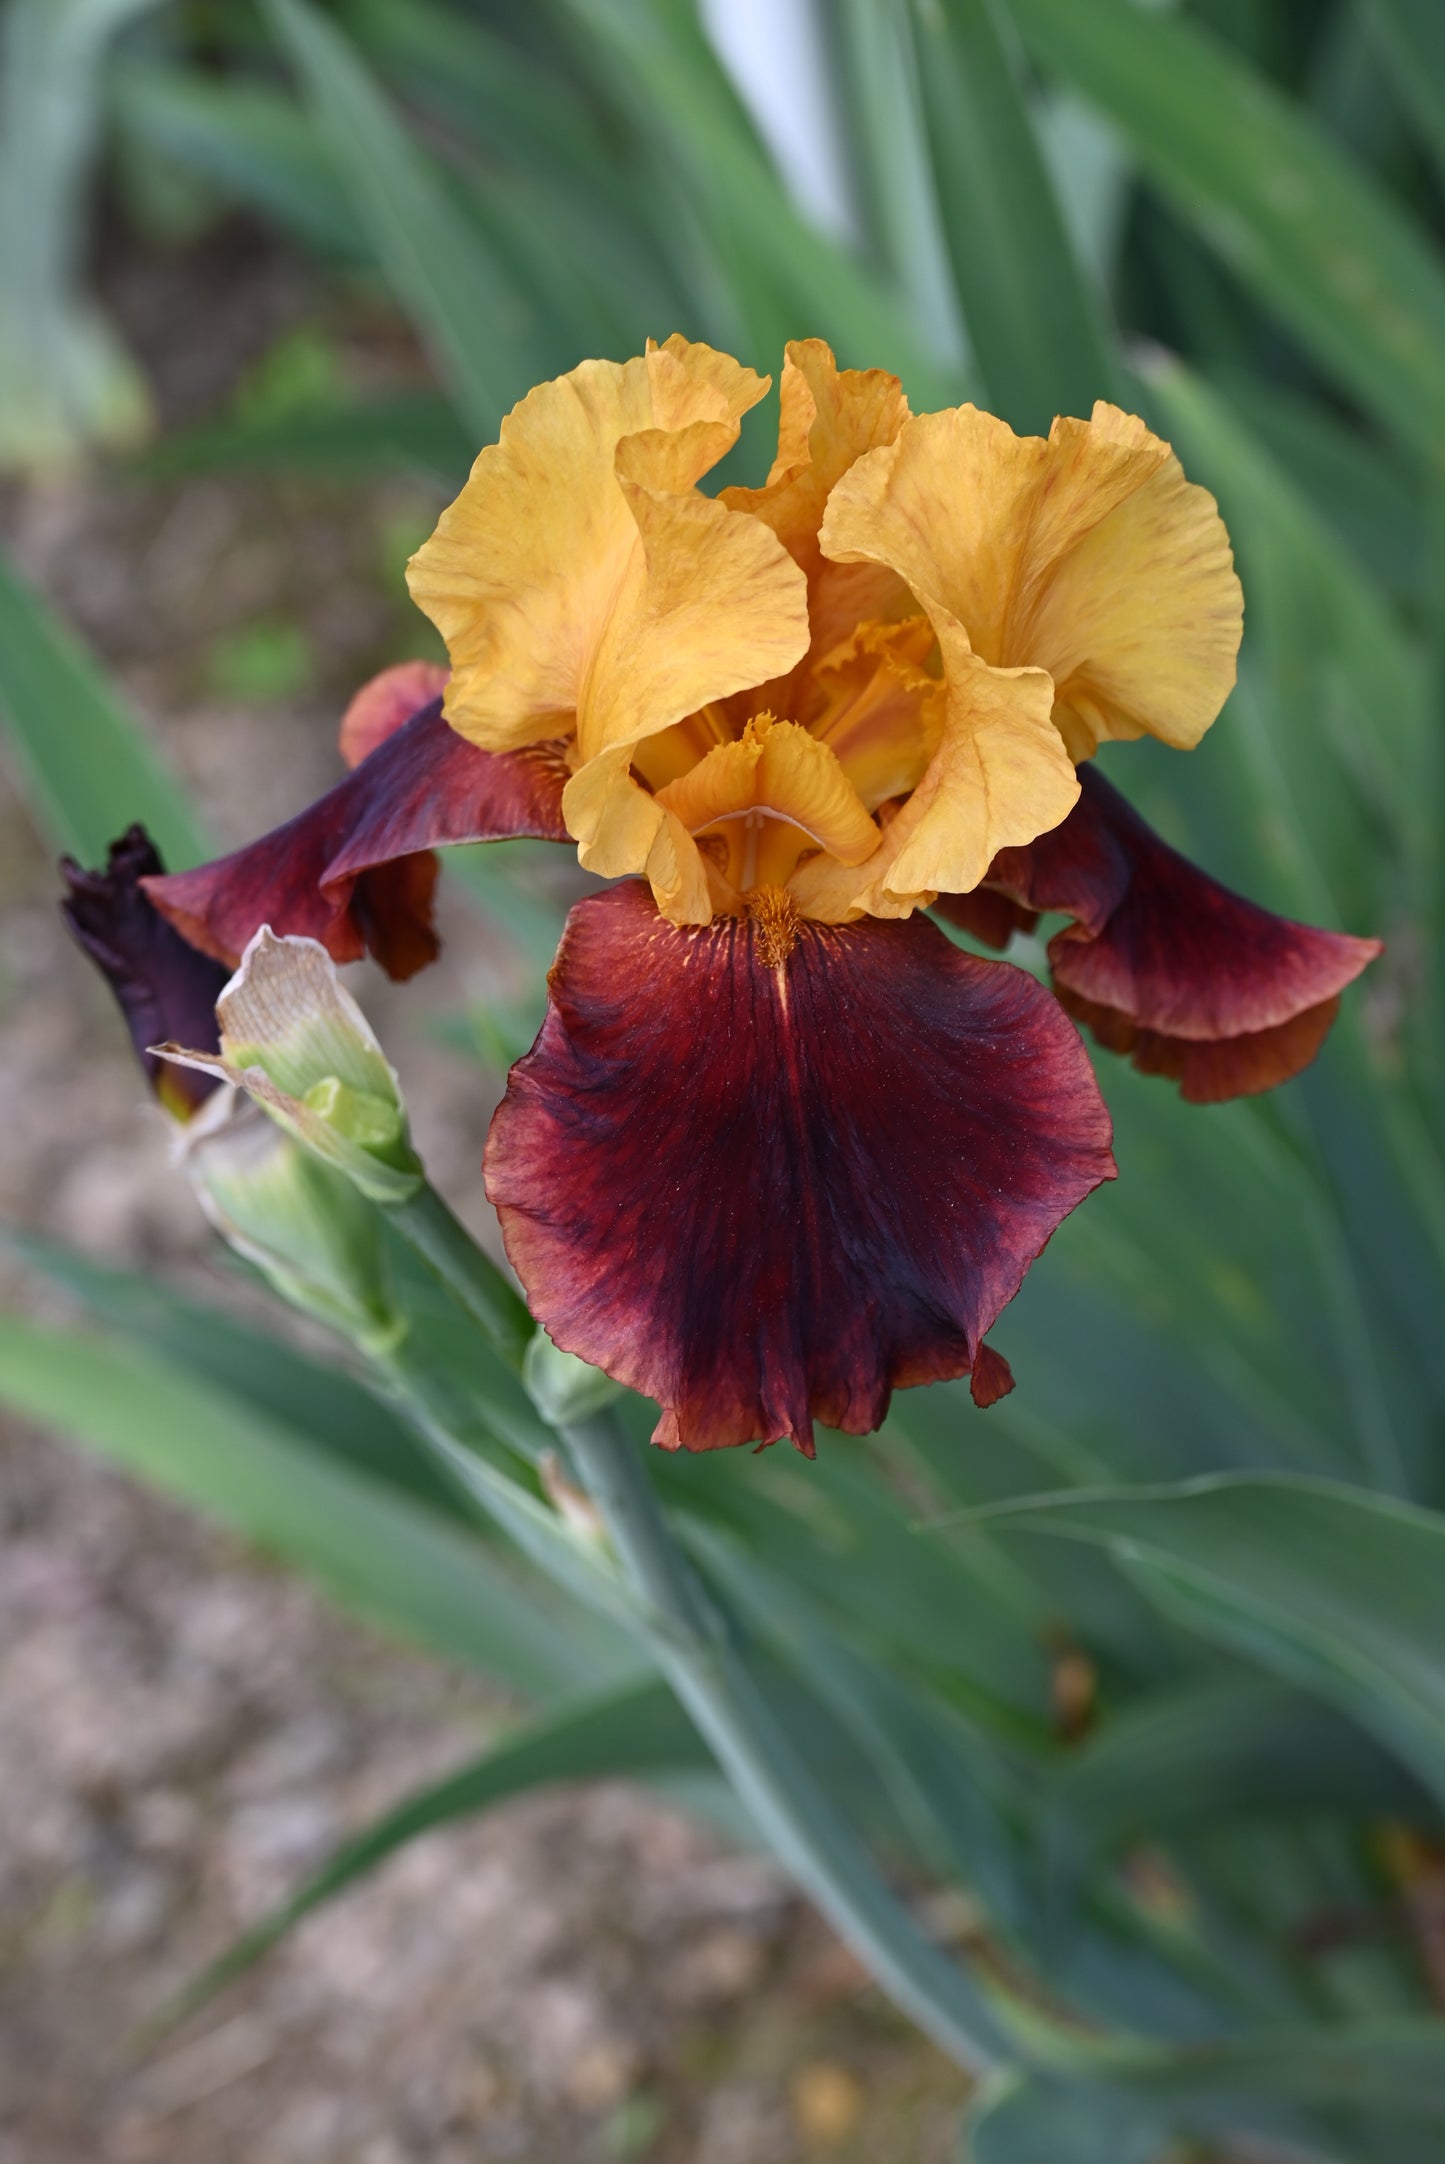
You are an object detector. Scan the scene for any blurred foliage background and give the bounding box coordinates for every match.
[4,1,1445,2159]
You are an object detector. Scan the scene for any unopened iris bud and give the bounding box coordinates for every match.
[60,825,229,1121]
[185,1105,403,1351]
[523,1330,623,1428]
[155,927,423,1204]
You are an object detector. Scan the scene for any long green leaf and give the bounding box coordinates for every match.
[1369,0,1445,190]
[909,0,1124,430]
[7,1231,467,1522]
[953,1475,1445,1809]
[1042,1677,1429,1906]
[961,2070,1162,2164]
[162,1675,705,2022]
[0,0,156,470]
[0,1314,620,1699]
[131,390,472,490]
[1008,0,1445,460]
[258,0,546,439]
[0,544,208,867]
[110,63,366,257]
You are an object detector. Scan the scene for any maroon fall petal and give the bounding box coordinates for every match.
[937,765,1380,1102]
[485,882,1116,1456]
[338,660,449,768]
[143,698,572,982]
[60,825,230,1120]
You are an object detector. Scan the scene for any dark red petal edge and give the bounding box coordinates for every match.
[143,698,572,983]
[936,765,1380,1101]
[339,660,449,769]
[484,882,1116,1457]
[60,825,230,1120]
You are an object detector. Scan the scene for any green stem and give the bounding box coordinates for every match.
[390,1182,532,1367]
[561,1410,1005,2075]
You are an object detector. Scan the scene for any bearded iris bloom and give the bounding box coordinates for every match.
[69,339,1379,1455]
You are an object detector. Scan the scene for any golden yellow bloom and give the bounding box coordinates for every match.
[406,335,1243,931]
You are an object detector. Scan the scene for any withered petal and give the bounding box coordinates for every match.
[485,883,1116,1455]
[144,697,570,982]
[60,825,230,1119]
[938,765,1380,1100]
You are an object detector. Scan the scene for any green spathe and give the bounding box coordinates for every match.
[155,926,423,1202]
[187,1103,402,1351]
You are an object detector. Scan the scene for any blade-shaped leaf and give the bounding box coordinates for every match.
[257,0,546,439]
[6,1230,467,1522]
[1042,1676,1430,1907]
[1008,0,1445,458]
[0,0,157,470]
[909,0,1125,431]
[956,1475,1445,1809]
[0,543,208,867]
[0,1314,625,1699]
[961,2069,1162,2164]
[110,62,366,258]
[162,1675,705,2022]
[1369,0,1445,190]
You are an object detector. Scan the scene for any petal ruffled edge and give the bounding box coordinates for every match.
[935,765,1380,1102]
[485,881,1116,1453]
[145,693,571,982]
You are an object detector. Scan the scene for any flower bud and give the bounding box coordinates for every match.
[155,927,423,1203]
[60,825,229,1121]
[184,1100,403,1351]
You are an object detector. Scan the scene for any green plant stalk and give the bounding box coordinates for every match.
[375,1193,1006,2072]
[389,1182,532,1367]
[559,1409,1005,2075]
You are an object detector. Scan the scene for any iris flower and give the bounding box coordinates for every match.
[65,339,1379,1456]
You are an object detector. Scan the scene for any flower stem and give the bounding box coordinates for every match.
[560,1409,1005,2076]
[389,1182,532,1368]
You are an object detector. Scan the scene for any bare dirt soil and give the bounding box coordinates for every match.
[0,225,967,2163]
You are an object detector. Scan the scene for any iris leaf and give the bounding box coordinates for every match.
[159,1675,706,2024]
[110,62,367,258]
[0,1312,622,1699]
[908,0,1125,431]
[1368,0,1445,189]
[952,1474,1445,1809]
[257,0,547,440]
[1006,0,1445,459]
[0,0,157,472]
[0,543,208,868]
[131,390,472,490]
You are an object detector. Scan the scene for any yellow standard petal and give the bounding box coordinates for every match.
[406,335,809,761]
[657,714,879,868]
[820,398,1242,767]
[789,650,1073,919]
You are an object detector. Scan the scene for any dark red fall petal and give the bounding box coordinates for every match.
[485,882,1116,1456]
[940,765,1379,1100]
[60,825,230,1120]
[969,1341,1015,1409]
[143,699,572,982]
[933,885,1039,952]
[1055,988,1343,1106]
[338,660,449,768]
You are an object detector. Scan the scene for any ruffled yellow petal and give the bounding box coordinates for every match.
[1021,407,1243,757]
[820,399,1242,765]
[801,617,943,811]
[407,336,809,761]
[657,714,879,867]
[722,343,914,679]
[561,749,712,924]
[788,649,1076,919]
